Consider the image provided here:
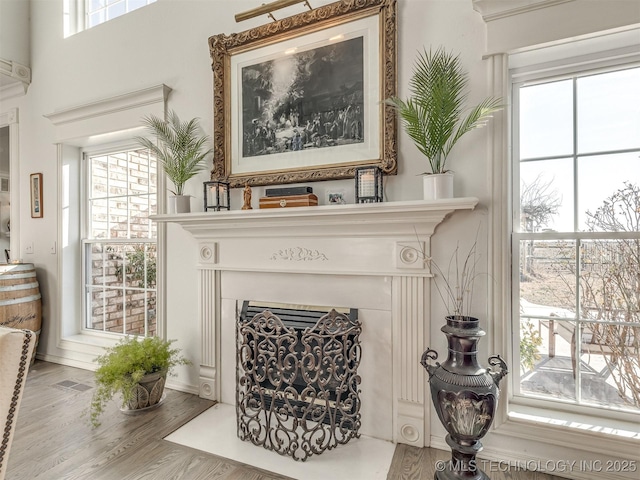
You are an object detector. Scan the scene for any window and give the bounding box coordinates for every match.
[84,147,157,337]
[86,0,156,28]
[65,0,156,35]
[512,63,640,416]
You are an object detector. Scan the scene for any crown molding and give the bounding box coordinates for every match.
[44,84,172,126]
[0,58,31,100]
[473,0,575,22]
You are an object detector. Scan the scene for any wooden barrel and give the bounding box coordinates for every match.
[0,263,42,363]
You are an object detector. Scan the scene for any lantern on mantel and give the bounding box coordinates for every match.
[355,166,383,203]
[204,180,230,211]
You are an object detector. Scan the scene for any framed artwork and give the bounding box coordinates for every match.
[209,0,397,187]
[30,173,43,218]
[327,190,347,205]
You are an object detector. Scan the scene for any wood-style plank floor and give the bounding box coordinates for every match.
[6,361,562,480]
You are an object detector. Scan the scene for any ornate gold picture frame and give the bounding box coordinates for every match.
[209,0,397,187]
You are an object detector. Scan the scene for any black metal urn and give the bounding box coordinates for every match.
[421,315,508,480]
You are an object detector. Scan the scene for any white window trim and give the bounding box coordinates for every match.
[45,85,169,369]
[0,109,20,263]
[485,31,640,468]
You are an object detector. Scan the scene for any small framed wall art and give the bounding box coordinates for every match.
[30,173,43,218]
[327,190,346,205]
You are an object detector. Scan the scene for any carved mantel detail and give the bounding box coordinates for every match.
[270,247,328,262]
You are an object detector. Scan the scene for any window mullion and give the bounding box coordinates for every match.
[101,244,107,332]
[148,149,153,238]
[575,239,582,404]
[572,77,579,233]
[127,150,131,240]
[572,77,582,404]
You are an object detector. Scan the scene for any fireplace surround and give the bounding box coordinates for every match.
[154,198,478,448]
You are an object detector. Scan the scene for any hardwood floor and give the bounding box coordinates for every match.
[6,361,562,480]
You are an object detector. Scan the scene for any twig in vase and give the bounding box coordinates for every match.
[413,226,482,318]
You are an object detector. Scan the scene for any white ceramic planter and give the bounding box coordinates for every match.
[423,173,454,200]
[169,195,191,214]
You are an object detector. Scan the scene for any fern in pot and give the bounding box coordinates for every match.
[136,111,212,213]
[89,336,190,428]
[386,47,502,200]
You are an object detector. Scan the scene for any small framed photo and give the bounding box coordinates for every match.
[327,190,346,205]
[30,173,43,218]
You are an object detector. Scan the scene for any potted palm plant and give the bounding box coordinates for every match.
[386,47,502,200]
[89,336,190,428]
[136,111,212,213]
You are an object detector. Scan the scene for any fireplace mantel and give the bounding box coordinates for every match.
[154,198,478,238]
[154,198,478,276]
[153,198,478,449]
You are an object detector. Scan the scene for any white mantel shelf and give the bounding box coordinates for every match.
[152,197,479,239]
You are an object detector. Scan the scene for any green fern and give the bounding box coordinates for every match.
[136,111,211,195]
[386,47,502,174]
[88,336,190,428]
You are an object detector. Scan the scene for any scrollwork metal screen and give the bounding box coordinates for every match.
[236,304,361,461]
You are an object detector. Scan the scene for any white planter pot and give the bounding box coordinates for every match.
[423,173,454,200]
[169,195,191,214]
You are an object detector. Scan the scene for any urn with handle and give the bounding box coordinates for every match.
[421,315,508,480]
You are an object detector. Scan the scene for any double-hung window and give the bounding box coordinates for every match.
[83,147,158,337]
[512,59,640,416]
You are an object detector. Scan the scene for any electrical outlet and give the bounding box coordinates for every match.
[25,242,34,254]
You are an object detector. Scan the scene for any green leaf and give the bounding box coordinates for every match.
[88,336,190,428]
[135,111,212,196]
[386,47,502,173]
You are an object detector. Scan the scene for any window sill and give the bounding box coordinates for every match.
[58,332,120,358]
[498,403,640,460]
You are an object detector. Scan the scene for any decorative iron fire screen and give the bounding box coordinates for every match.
[236,301,362,461]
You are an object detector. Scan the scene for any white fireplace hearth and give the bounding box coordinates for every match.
[154,198,478,448]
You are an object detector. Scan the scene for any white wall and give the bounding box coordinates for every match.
[1,0,494,378]
[1,0,638,476]
[480,0,640,54]
[0,0,30,66]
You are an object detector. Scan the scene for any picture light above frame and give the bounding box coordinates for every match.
[209,0,398,188]
[235,0,313,23]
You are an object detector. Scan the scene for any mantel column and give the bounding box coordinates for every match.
[393,275,430,447]
[198,242,219,401]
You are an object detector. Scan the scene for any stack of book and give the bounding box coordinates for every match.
[259,186,318,209]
